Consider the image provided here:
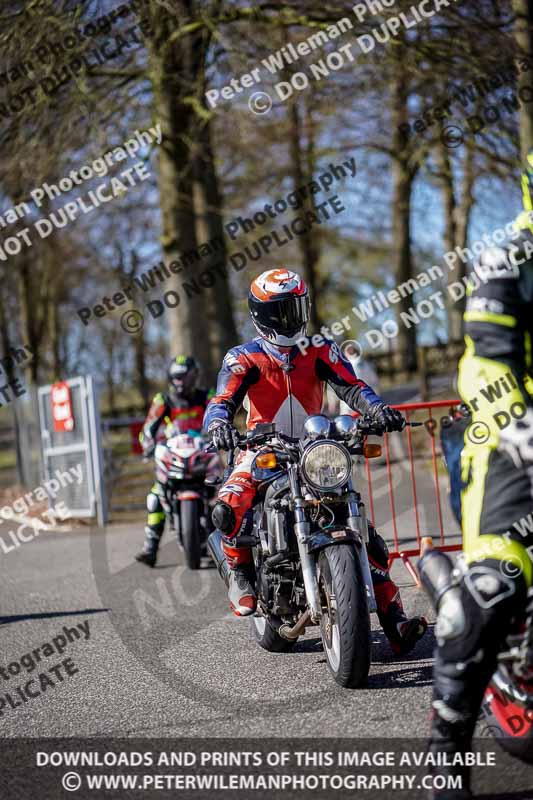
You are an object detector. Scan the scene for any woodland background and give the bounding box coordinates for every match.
[0,0,532,413]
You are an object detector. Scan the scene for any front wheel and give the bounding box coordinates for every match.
[317,544,371,688]
[495,724,533,764]
[251,614,296,653]
[482,685,533,764]
[180,501,202,570]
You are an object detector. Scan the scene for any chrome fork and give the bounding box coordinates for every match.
[346,479,377,613]
[288,464,322,622]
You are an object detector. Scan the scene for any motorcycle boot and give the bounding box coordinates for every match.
[368,525,427,655]
[376,580,428,656]
[135,485,166,567]
[428,662,479,799]
[223,537,257,616]
[135,530,160,567]
[211,501,257,616]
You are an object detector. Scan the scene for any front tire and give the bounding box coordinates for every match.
[251,614,296,652]
[181,501,202,570]
[482,688,533,764]
[497,727,533,764]
[318,544,371,688]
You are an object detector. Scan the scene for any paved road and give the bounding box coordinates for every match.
[1,510,437,739]
[1,402,467,742]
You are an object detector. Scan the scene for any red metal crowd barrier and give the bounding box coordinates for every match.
[363,399,462,585]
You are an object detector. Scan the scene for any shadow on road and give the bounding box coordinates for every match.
[0,608,109,625]
[477,794,533,799]
[153,560,217,570]
[371,624,436,664]
[366,663,433,689]
[293,636,324,653]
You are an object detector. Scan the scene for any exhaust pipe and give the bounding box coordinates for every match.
[207,530,229,587]
[278,610,311,640]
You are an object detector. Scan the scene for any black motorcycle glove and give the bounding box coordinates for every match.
[370,403,406,432]
[208,420,240,451]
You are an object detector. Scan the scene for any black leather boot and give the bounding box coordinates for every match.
[135,527,160,567]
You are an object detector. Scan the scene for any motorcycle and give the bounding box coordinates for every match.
[419,543,533,764]
[154,431,222,569]
[207,413,411,688]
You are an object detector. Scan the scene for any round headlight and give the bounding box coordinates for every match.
[301,442,352,491]
[303,415,332,440]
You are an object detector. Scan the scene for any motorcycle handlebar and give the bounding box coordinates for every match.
[203,419,423,454]
[203,429,299,464]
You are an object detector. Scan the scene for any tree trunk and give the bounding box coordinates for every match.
[436,136,463,343]
[17,206,55,385]
[49,276,61,380]
[146,1,213,371]
[117,248,150,408]
[18,256,44,384]
[391,58,417,372]
[193,116,238,376]
[453,140,475,339]
[134,337,150,409]
[455,141,475,253]
[288,91,322,331]
[0,280,16,384]
[106,365,116,416]
[513,0,533,159]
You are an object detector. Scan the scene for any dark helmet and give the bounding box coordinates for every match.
[248,268,310,347]
[168,355,199,398]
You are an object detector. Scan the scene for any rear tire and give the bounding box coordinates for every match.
[251,614,297,652]
[181,501,202,570]
[318,544,371,688]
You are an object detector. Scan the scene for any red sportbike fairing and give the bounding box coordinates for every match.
[154,432,222,570]
[481,598,533,763]
[420,548,533,763]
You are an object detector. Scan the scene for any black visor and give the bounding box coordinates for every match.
[169,364,189,379]
[249,293,310,334]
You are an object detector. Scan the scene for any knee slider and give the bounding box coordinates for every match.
[434,561,501,645]
[435,586,485,670]
[212,501,235,535]
[147,492,161,513]
[435,587,468,641]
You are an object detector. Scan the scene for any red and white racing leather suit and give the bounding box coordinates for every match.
[204,337,411,647]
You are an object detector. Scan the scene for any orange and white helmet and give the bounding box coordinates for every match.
[248,269,310,346]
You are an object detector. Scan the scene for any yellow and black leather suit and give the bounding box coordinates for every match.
[428,167,533,798]
[458,221,533,586]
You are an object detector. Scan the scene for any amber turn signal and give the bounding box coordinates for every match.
[363,443,382,458]
[255,452,278,468]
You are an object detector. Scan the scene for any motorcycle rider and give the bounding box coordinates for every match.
[423,153,533,797]
[204,268,428,656]
[135,355,209,567]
